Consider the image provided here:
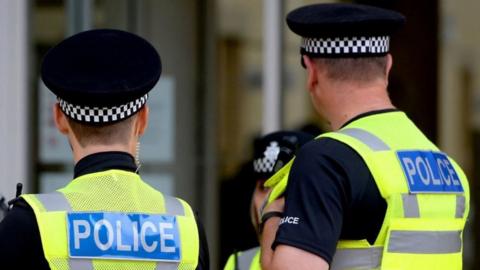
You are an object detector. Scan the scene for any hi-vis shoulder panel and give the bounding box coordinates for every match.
[397,150,463,193]
[67,212,181,261]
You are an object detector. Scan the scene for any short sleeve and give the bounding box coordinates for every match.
[272,138,353,263]
[272,136,386,263]
[0,199,50,269]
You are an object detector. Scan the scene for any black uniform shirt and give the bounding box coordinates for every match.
[273,110,395,263]
[0,152,209,270]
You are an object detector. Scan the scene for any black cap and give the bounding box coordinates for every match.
[41,29,162,124]
[286,3,405,62]
[253,131,314,180]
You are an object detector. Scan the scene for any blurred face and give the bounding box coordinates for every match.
[250,178,271,236]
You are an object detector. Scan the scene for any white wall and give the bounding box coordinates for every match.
[0,0,30,200]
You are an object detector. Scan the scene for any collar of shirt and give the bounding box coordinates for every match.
[74,151,137,179]
[340,108,399,129]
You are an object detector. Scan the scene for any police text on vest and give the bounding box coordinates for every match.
[397,150,463,193]
[280,216,300,225]
[67,212,181,261]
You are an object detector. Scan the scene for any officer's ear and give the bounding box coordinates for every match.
[135,105,149,137]
[53,103,69,135]
[303,55,318,93]
[385,54,393,79]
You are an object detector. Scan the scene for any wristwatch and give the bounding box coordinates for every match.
[259,211,283,233]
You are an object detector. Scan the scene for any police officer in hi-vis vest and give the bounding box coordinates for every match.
[223,131,313,270]
[260,3,469,270]
[0,29,209,270]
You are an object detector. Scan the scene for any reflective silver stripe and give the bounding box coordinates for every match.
[338,128,390,151]
[402,194,420,218]
[71,259,178,270]
[388,230,462,254]
[237,247,260,270]
[69,258,94,270]
[403,194,465,218]
[164,196,185,216]
[456,195,465,218]
[35,192,72,212]
[157,197,186,270]
[330,247,382,270]
[155,262,179,270]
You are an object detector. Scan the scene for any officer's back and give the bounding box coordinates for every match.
[0,29,209,270]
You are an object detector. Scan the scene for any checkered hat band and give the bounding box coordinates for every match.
[253,157,276,174]
[301,36,390,56]
[58,94,148,124]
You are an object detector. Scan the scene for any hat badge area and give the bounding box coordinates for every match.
[253,141,280,174]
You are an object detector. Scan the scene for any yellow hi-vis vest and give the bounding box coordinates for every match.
[22,169,199,270]
[223,247,261,270]
[264,111,469,270]
[319,111,470,270]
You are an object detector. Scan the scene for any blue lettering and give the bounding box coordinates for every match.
[402,157,416,185]
[67,213,181,261]
[397,151,463,193]
[437,159,451,185]
[426,157,442,185]
[415,156,430,185]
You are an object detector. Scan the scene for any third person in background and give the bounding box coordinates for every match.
[224,131,313,270]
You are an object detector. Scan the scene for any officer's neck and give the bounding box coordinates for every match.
[321,79,394,131]
[72,144,134,164]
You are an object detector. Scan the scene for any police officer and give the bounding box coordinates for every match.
[223,131,313,270]
[0,29,209,269]
[260,3,469,270]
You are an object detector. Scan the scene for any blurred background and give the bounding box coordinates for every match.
[0,0,478,269]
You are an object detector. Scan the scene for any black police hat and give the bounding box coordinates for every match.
[41,29,162,124]
[286,3,405,62]
[253,131,314,180]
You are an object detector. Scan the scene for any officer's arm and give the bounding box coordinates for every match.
[0,200,49,268]
[260,198,329,270]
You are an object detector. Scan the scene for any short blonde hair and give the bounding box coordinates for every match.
[66,115,136,147]
[314,56,388,82]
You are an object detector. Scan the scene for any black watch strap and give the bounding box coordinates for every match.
[259,211,283,233]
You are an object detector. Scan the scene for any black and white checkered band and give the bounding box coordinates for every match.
[301,36,390,56]
[253,157,276,174]
[253,141,280,174]
[58,94,148,124]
